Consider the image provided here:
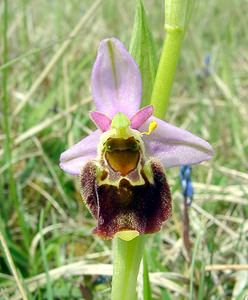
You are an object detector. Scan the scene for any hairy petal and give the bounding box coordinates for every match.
[91,38,142,118]
[142,117,214,168]
[90,111,112,132]
[60,130,100,175]
[131,105,153,129]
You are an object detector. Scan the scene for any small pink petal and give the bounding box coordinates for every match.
[91,38,142,118]
[141,117,214,168]
[90,111,111,132]
[131,105,154,129]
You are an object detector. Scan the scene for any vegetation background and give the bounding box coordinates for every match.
[0,0,247,299]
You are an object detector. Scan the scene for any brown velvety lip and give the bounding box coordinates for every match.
[80,159,172,240]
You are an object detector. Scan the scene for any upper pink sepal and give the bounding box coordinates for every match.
[91,38,142,118]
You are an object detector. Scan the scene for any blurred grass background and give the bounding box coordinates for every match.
[0,0,247,299]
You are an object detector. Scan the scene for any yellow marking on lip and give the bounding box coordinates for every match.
[105,150,140,176]
[105,137,140,176]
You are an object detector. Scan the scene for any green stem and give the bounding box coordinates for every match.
[150,29,184,118]
[150,0,191,118]
[111,235,145,300]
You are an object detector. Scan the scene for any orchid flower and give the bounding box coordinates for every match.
[60,38,213,240]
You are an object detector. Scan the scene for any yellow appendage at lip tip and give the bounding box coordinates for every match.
[142,120,157,136]
[115,230,140,241]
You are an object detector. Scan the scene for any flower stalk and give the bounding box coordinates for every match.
[111,235,146,300]
[151,0,193,118]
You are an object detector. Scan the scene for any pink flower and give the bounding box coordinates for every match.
[60,38,213,239]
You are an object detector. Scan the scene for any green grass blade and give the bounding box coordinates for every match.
[39,210,53,300]
[197,260,206,300]
[129,0,157,107]
[2,0,30,255]
[189,230,201,300]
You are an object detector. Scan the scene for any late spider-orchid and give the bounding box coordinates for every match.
[60,38,213,240]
